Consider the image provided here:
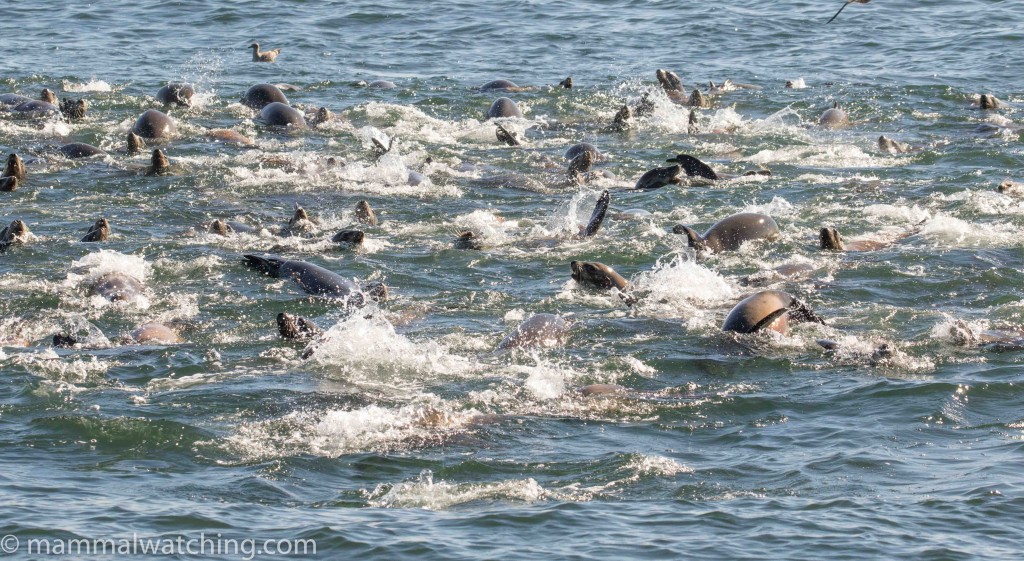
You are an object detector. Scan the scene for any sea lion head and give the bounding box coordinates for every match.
[355,200,378,226]
[209,219,234,237]
[819,227,845,251]
[126,131,144,155]
[4,153,26,180]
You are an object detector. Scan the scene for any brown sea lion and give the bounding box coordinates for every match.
[819,102,850,128]
[355,200,378,226]
[722,290,825,335]
[674,213,782,253]
[133,109,176,139]
[487,97,522,118]
[0,220,30,251]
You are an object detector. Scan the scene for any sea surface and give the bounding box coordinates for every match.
[2,0,1023,559]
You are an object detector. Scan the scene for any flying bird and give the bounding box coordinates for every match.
[827,0,871,24]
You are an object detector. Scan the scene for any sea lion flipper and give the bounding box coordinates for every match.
[672,224,706,251]
[666,154,718,180]
[583,190,610,237]
[243,254,285,277]
[787,298,826,325]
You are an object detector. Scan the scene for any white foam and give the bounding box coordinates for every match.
[367,470,546,509]
[61,79,113,93]
[309,313,478,387]
[630,252,737,321]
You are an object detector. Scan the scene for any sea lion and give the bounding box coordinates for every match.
[634,92,656,117]
[722,290,825,335]
[878,135,912,154]
[674,213,781,253]
[496,123,521,146]
[277,312,323,342]
[0,220,30,251]
[497,313,571,350]
[0,176,18,192]
[4,154,27,180]
[249,42,280,62]
[284,204,317,235]
[978,94,1003,110]
[665,153,719,180]
[570,260,628,291]
[257,102,306,129]
[241,83,289,110]
[579,383,627,397]
[367,80,398,89]
[355,200,378,226]
[208,219,257,236]
[130,322,181,344]
[13,96,59,114]
[0,93,31,106]
[243,254,366,305]
[309,106,334,127]
[332,229,365,247]
[612,104,632,131]
[156,83,194,107]
[656,69,684,94]
[133,109,176,139]
[205,129,255,146]
[566,151,594,185]
[998,180,1024,195]
[819,102,849,128]
[565,142,601,162]
[480,79,529,92]
[487,97,522,119]
[59,142,106,159]
[454,230,485,250]
[558,76,573,89]
[89,272,145,302]
[688,89,711,108]
[145,149,171,176]
[826,0,871,24]
[819,226,911,252]
[81,218,110,242]
[60,98,87,121]
[687,109,699,134]
[633,164,684,190]
[126,131,144,155]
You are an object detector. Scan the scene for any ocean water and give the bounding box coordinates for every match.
[2,0,1024,559]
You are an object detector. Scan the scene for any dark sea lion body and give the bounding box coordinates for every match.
[133,109,176,139]
[819,103,849,128]
[675,213,781,252]
[570,261,627,291]
[59,143,107,159]
[0,93,31,106]
[722,290,824,335]
[498,313,570,350]
[156,83,195,107]
[89,272,145,302]
[634,165,683,190]
[241,84,288,110]
[258,102,306,129]
[565,142,601,162]
[487,97,522,119]
[332,229,365,246]
[243,255,364,305]
[82,218,110,242]
[0,220,30,251]
[13,100,59,115]
[480,80,519,91]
